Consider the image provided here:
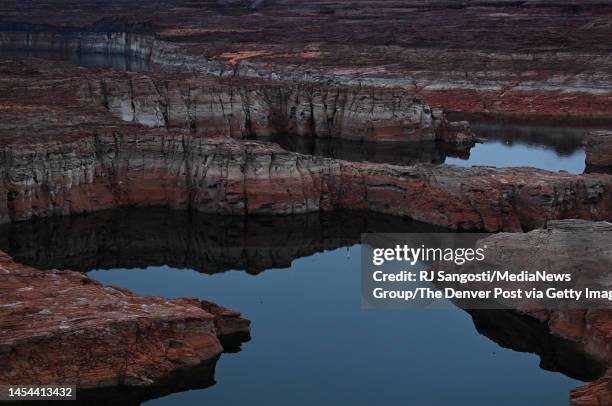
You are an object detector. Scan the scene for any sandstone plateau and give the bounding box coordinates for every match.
[0,250,250,391]
[1,1,612,118]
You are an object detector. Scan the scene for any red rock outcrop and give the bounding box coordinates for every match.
[572,370,612,406]
[2,127,611,231]
[0,80,610,231]
[0,251,250,388]
[1,58,608,232]
[585,131,612,170]
[434,220,612,404]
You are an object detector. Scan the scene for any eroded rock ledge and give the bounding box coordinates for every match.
[2,130,611,232]
[0,58,473,145]
[0,61,608,232]
[0,251,250,389]
[437,220,612,405]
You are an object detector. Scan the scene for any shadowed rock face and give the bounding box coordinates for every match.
[1,1,612,117]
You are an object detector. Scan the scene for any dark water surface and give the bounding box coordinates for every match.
[273,120,601,174]
[0,49,150,71]
[0,209,597,406]
[0,49,606,405]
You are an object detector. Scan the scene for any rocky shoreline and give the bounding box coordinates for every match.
[1,2,612,402]
[585,131,612,173]
[3,58,609,232]
[433,220,612,405]
[0,250,250,390]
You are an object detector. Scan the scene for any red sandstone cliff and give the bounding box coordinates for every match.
[2,129,611,231]
[2,58,608,232]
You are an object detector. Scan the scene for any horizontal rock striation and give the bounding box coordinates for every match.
[0,58,472,145]
[1,128,611,231]
[0,251,250,388]
[0,60,609,232]
[435,220,612,405]
[584,131,612,171]
[2,1,612,117]
[93,73,458,143]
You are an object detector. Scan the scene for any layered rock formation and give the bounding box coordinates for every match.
[2,1,612,118]
[0,58,473,145]
[434,220,612,405]
[2,126,612,231]
[585,131,612,171]
[0,251,250,389]
[0,62,612,231]
[96,73,461,143]
[1,58,608,232]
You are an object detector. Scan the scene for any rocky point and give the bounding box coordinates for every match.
[0,251,250,388]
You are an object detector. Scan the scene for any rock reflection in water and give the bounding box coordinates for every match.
[0,208,441,274]
[3,357,220,406]
[468,310,606,383]
[270,118,606,174]
[271,135,469,165]
[0,207,604,391]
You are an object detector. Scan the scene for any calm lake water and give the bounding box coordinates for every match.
[93,253,581,406]
[273,120,598,174]
[0,49,150,71]
[0,209,598,406]
[0,49,606,405]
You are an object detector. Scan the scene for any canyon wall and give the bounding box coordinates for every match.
[1,130,611,232]
[0,53,470,144]
[91,72,460,143]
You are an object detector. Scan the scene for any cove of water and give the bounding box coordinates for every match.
[0,209,601,406]
[0,46,607,403]
[272,119,602,174]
